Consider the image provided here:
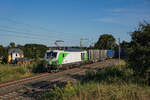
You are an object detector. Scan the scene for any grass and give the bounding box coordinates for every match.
[82,65,135,84]
[0,64,34,82]
[0,60,46,82]
[42,64,150,100]
[42,82,150,100]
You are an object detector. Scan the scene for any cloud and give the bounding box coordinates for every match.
[107,8,127,13]
[143,0,150,5]
[93,4,150,25]
[106,7,150,15]
[95,18,119,24]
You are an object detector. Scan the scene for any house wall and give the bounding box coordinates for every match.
[8,53,24,63]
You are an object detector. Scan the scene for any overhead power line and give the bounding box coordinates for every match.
[0,17,75,35]
[0,28,75,41]
[0,28,56,40]
[0,17,81,45]
[0,25,72,40]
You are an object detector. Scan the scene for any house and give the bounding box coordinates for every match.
[8,48,24,63]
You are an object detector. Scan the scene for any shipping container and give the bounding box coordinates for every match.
[88,50,107,62]
[107,50,115,58]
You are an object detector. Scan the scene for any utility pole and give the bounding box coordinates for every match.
[80,38,82,48]
[118,38,120,65]
[80,38,88,49]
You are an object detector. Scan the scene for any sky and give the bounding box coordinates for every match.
[0,0,150,47]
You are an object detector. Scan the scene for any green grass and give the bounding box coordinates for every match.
[42,82,150,100]
[42,65,150,100]
[0,60,46,82]
[0,64,34,82]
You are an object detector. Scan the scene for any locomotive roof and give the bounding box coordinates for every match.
[47,48,86,52]
[64,48,85,52]
[8,48,24,54]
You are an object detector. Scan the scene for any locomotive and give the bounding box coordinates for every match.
[44,48,115,72]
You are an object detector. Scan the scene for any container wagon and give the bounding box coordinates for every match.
[88,49,108,62]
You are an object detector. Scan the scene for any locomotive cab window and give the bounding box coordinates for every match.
[46,52,57,59]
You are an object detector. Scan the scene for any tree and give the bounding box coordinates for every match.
[9,42,15,48]
[120,41,130,49]
[94,34,116,49]
[126,22,150,80]
[0,45,7,57]
[0,45,4,56]
[23,44,48,59]
[0,45,8,64]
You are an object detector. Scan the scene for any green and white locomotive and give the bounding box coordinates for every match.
[44,48,113,72]
[44,49,88,72]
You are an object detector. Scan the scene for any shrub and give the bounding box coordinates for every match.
[32,60,46,73]
[126,22,150,84]
[82,65,134,84]
[42,82,145,100]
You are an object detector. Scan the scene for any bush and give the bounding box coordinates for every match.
[32,60,46,73]
[82,65,134,84]
[42,82,145,100]
[126,22,150,84]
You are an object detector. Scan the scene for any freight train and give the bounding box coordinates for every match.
[44,48,116,72]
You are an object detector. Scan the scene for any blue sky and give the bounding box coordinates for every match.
[0,0,150,46]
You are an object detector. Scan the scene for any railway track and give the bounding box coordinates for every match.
[0,59,119,100]
[0,73,49,88]
[0,67,80,100]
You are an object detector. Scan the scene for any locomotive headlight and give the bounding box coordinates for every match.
[49,61,52,64]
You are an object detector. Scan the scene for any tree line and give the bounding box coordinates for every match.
[0,43,48,63]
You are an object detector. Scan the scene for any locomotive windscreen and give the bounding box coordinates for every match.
[47,52,57,59]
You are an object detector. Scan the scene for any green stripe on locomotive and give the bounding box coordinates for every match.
[83,53,88,61]
[57,52,68,65]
